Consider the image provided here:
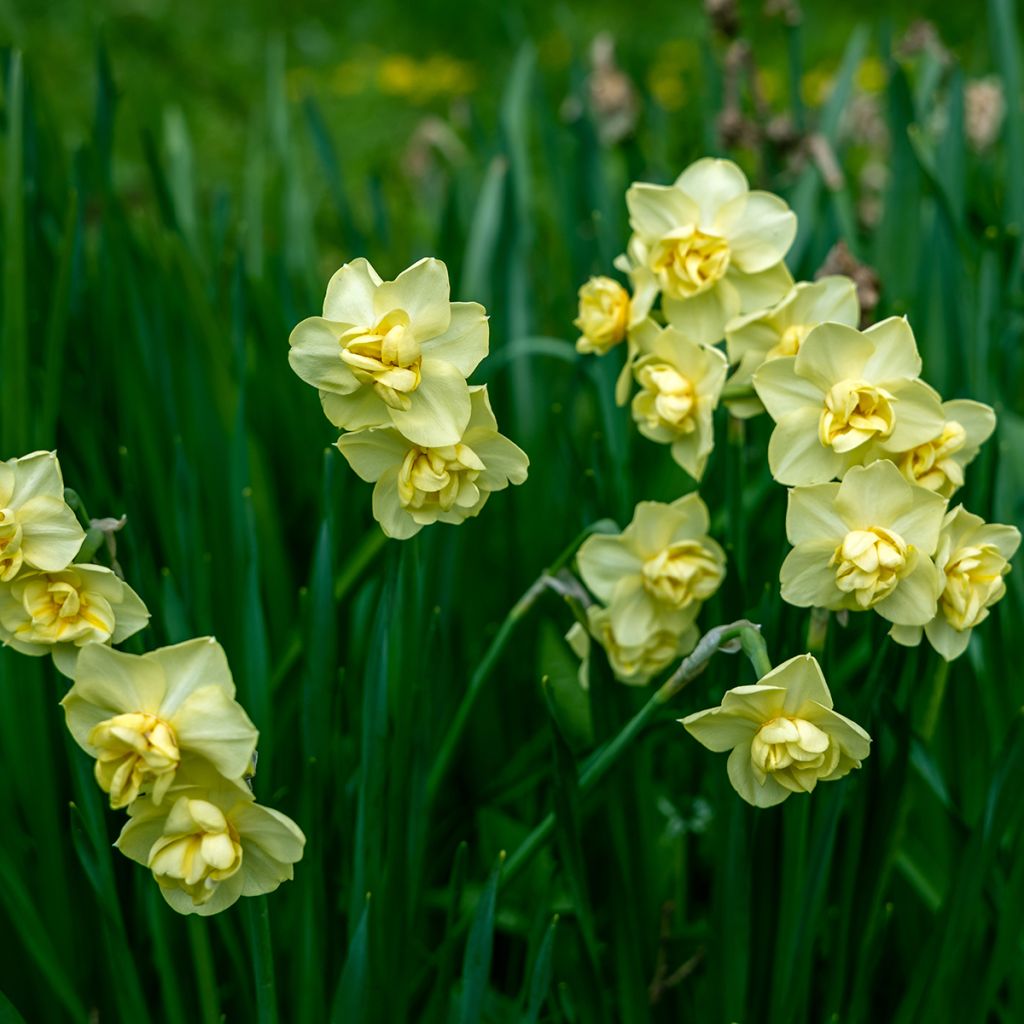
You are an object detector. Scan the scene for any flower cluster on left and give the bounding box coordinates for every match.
[0,450,303,916]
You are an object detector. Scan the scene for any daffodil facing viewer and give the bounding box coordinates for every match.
[574,276,631,355]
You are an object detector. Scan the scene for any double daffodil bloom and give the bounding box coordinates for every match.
[0,451,85,581]
[577,494,726,646]
[289,257,488,446]
[335,386,528,540]
[890,506,1019,660]
[724,276,860,418]
[623,158,796,344]
[62,639,258,809]
[887,399,995,496]
[627,320,728,480]
[567,605,696,687]
[753,317,945,485]
[116,781,305,916]
[0,564,149,677]
[574,276,631,355]
[682,654,871,808]
[780,460,946,625]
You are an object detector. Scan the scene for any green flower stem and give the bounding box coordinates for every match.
[920,658,951,742]
[807,607,830,658]
[427,520,617,803]
[334,527,389,602]
[247,895,278,1024]
[503,620,770,884]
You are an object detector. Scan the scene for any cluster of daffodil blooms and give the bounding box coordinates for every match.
[570,156,1018,807]
[289,257,528,538]
[0,450,304,915]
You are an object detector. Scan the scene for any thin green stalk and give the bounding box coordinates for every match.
[334,527,389,602]
[187,917,221,1024]
[806,608,829,658]
[920,658,950,743]
[247,896,278,1024]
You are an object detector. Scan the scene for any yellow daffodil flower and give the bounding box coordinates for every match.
[724,276,860,418]
[626,319,728,479]
[577,494,725,646]
[682,653,871,807]
[624,157,796,343]
[753,316,946,485]
[62,639,258,809]
[335,385,528,540]
[116,782,304,916]
[0,451,85,581]
[0,564,149,678]
[289,257,488,446]
[890,506,1019,660]
[574,276,630,355]
[780,460,947,625]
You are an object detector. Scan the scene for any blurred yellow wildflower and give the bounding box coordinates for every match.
[62,639,258,809]
[0,450,85,581]
[682,653,871,808]
[289,257,488,447]
[0,564,149,678]
[574,276,630,355]
[753,316,945,485]
[780,460,946,625]
[890,506,1020,660]
[335,386,528,540]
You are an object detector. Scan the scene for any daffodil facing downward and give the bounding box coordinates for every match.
[574,276,631,355]
[753,317,946,485]
[0,564,149,677]
[0,450,85,581]
[577,494,726,647]
[780,460,947,626]
[682,654,871,807]
[890,506,1019,660]
[289,257,488,446]
[624,157,796,343]
[335,385,528,540]
[62,639,258,809]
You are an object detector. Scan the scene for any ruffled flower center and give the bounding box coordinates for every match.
[89,712,181,809]
[339,310,422,411]
[750,716,840,792]
[13,571,115,646]
[642,540,724,608]
[397,444,485,513]
[575,278,630,354]
[898,420,967,492]
[940,542,1007,631]
[830,527,910,607]
[591,615,678,681]
[819,380,896,453]
[649,226,731,299]
[766,323,810,361]
[148,798,244,906]
[635,363,697,431]
[0,509,24,582]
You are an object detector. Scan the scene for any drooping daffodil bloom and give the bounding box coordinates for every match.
[62,638,258,809]
[724,276,860,418]
[335,385,528,540]
[682,653,871,807]
[577,494,726,646]
[627,320,729,480]
[887,399,995,497]
[623,157,796,344]
[0,450,85,582]
[890,506,1019,660]
[753,316,946,485]
[574,276,631,355]
[0,564,149,677]
[116,781,304,915]
[780,460,947,626]
[288,257,488,446]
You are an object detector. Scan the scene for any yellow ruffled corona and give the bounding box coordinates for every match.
[574,276,630,355]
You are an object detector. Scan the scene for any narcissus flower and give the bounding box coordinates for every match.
[574,276,630,355]
[577,494,725,646]
[0,451,85,581]
[116,783,304,915]
[724,276,859,418]
[753,317,945,485]
[682,653,871,807]
[0,564,149,677]
[627,320,728,479]
[887,399,995,497]
[890,506,1019,660]
[62,639,258,809]
[624,158,796,343]
[289,257,488,446]
[335,386,528,540]
[780,460,946,625]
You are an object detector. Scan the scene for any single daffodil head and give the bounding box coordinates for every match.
[574,276,631,355]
